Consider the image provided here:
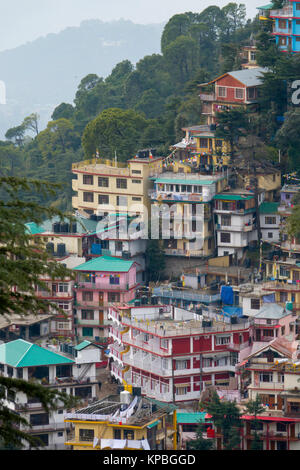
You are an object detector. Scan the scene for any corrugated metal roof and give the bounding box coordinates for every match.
[177,412,208,424]
[214,194,254,201]
[73,255,134,273]
[74,340,92,351]
[0,339,74,367]
[25,222,45,235]
[228,67,268,87]
[259,202,279,214]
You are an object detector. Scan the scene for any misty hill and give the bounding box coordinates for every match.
[0,19,163,137]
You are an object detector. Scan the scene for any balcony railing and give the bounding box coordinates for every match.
[199,93,216,101]
[270,6,293,17]
[75,282,130,291]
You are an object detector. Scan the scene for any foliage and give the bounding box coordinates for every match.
[145,240,166,282]
[0,176,80,448]
[189,423,215,450]
[200,391,242,450]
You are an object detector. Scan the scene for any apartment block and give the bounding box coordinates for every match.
[0,339,102,449]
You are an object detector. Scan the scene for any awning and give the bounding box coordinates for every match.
[147,420,161,429]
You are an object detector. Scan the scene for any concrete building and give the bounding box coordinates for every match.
[260,202,281,243]
[107,303,252,404]
[0,339,102,449]
[64,392,177,450]
[72,256,138,345]
[214,191,258,260]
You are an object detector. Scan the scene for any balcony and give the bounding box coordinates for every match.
[270,6,293,17]
[199,93,216,102]
[149,191,211,203]
[75,281,130,291]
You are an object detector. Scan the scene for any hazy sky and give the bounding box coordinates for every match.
[0,0,259,52]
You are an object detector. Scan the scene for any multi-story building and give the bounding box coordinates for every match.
[71,151,163,219]
[269,0,300,53]
[171,125,231,172]
[108,303,252,404]
[237,336,300,450]
[198,67,267,125]
[149,172,227,259]
[72,256,138,344]
[0,338,102,449]
[260,201,280,243]
[213,191,258,260]
[64,391,177,450]
[35,255,85,340]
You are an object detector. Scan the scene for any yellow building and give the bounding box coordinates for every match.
[72,152,163,219]
[64,393,177,450]
[172,125,231,171]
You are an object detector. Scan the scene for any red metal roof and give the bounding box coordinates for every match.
[242,414,300,422]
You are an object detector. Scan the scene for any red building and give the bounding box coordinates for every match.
[199,67,267,124]
[108,303,252,403]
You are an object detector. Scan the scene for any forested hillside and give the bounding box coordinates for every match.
[1,2,300,211]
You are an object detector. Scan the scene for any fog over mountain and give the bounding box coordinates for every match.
[0,19,163,138]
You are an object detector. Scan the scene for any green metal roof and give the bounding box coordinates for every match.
[177,412,208,424]
[73,255,134,273]
[259,202,279,214]
[74,340,92,351]
[214,194,254,201]
[257,3,274,10]
[155,178,220,186]
[25,222,45,235]
[0,339,74,368]
[147,420,161,429]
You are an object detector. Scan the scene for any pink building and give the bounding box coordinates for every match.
[73,256,138,345]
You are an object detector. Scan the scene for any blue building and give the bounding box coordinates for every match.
[266,1,300,52]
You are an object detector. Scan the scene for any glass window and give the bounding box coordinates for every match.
[83,175,93,185]
[98,177,109,187]
[116,179,127,189]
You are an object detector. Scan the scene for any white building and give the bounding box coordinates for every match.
[259,202,280,243]
[0,339,102,449]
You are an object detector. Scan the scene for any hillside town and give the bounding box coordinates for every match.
[1,0,300,453]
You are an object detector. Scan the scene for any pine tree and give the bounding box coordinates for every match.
[0,176,78,449]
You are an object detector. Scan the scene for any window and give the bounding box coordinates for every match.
[175,386,188,396]
[221,215,231,226]
[265,216,276,225]
[216,335,231,345]
[116,178,127,189]
[17,368,23,379]
[250,51,256,61]
[124,429,134,440]
[296,3,300,10]
[279,19,287,29]
[30,413,49,426]
[82,327,93,337]
[132,179,141,184]
[58,302,69,310]
[259,372,273,382]
[83,192,94,203]
[98,195,109,205]
[83,175,93,185]
[176,360,188,370]
[235,88,244,99]
[108,292,120,302]
[268,232,273,239]
[199,138,208,148]
[132,197,142,201]
[79,429,94,442]
[58,283,68,293]
[218,87,226,97]
[117,196,128,206]
[114,429,122,439]
[110,275,120,285]
[57,432,63,437]
[98,177,109,187]
[132,170,141,174]
[34,434,49,446]
[251,298,260,310]
[57,322,69,330]
[82,291,93,301]
[81,310,94,320]
[220,232,231,243]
